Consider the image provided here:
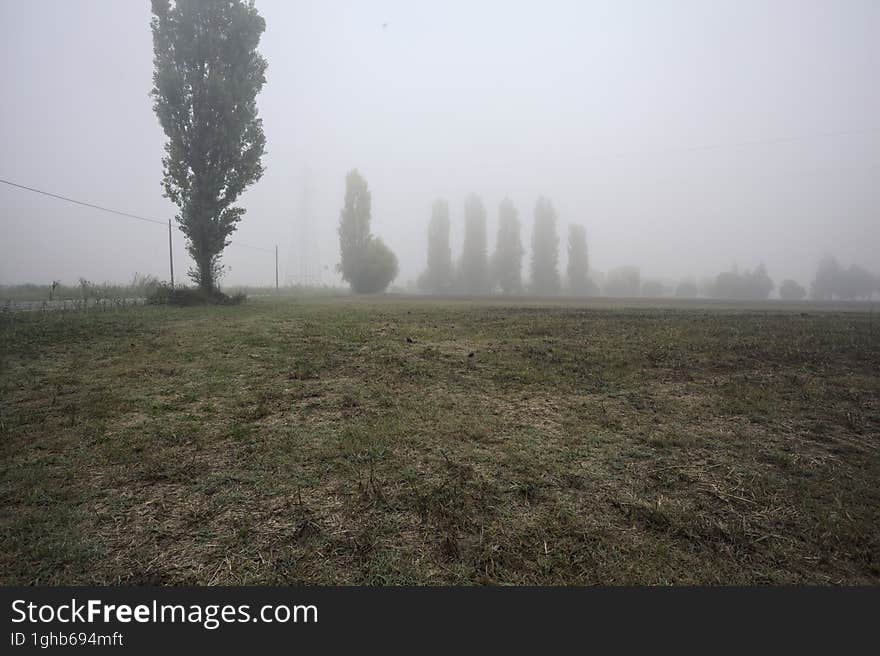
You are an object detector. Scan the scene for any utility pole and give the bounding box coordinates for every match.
[168,219,175,289]
[275,244,279,291]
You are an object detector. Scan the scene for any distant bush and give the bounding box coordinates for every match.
[709,264,773,300]
[641,280,665,298]
[0,273,165,303]
[147,283,245,306]
[129,273,162,297]
[779,279,807,301]
[348,238,399,294]
[675,278,698,298]
[576,278,601,297]
[604,266,641,297]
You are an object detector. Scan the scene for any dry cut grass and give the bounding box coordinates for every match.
[1,297,878,584]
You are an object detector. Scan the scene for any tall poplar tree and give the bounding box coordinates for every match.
[418,199,452,292]
[567,224,589,295]
[531,196,560,295]
[460,194,489,294]
[151,0,268,292]
[492,198,523,294]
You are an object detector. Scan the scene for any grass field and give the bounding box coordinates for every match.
[1,297,878,584]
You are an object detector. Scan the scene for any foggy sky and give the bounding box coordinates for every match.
[1,0,878,289]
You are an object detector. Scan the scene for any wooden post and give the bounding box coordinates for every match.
[168,219,175,289]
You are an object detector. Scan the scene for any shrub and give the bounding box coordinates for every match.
[709,264,774,300]
[641,280,665,298]
[675,279,698,298]
[779,279,807,301]
[604,266,641,297]
[348,238,399,294]
[147,283,245,306]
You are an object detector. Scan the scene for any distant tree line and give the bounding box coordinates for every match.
[413,199,879,301]
[675,258,877,301]
[676,258,877,301]
[333,177,878,300]
[418,195,594,296]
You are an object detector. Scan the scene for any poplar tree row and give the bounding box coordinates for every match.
[418,196,595,296]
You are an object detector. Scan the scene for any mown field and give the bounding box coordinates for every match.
[1,297,878,584]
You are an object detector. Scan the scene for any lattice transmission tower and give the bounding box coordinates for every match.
[286,167,322,286]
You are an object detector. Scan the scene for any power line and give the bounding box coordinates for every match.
[0,177,168,226]
[231,240,274,254]
[0,176,277,252]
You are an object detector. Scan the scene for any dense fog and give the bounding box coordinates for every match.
[1,0,878,294]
